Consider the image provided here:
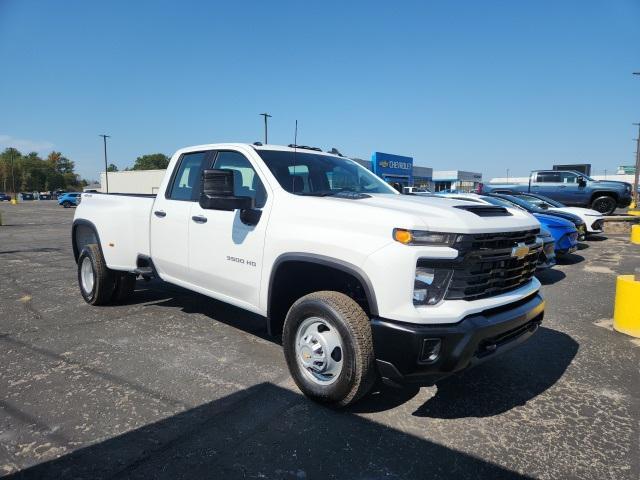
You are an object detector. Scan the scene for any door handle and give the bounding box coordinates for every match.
[192,215,208,224]
[154,210,167,218]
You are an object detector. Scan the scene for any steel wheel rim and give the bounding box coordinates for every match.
[295,317,344,385]
[80,257,95,294]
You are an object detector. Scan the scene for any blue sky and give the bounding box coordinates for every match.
[1,0,638,181]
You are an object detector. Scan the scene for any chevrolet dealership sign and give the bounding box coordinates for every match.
[371,152,414,183]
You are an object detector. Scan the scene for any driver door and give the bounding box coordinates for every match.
[187,150,270,311]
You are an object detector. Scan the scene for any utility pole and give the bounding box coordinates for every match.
[10,149,16,203]
[633,123,640,207]
[633,73,640,207]
[99,134,110,193]
[506,168,510,182]
[259,113,272,144]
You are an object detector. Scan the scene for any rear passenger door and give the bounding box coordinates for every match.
[150,151,210,283]
[531,171,562,197]
[187,150,270,311]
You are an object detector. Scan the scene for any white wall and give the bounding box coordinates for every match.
[99,170,167,194]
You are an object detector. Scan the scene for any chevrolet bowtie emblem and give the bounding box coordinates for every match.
[511,242,530,260]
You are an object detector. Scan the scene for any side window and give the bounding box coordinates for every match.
[169,152,207,201]
[559,172,577,184]
[536,172,561,183]
[213,151,267,208]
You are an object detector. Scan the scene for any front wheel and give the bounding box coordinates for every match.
[591,196,617,215]
[282,291,377,407]
[62,201,71,208]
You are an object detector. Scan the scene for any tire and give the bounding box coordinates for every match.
[282,291,377,407]
[111,272,136,303]
[62,201,71,208]
[590,195,617,215]
[77,244,115,305]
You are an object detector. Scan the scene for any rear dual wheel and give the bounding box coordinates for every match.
[77,244,136,305]
[282,291,377,407]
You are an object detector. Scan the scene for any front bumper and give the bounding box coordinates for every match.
[618,195,632,208]
[371,293,544,384]
[537,240,556,269]
[588,218,604,233]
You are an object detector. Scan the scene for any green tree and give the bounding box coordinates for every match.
[107,163,119,172]
[132,153,169,170]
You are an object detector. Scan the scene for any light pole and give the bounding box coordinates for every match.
[633,124,640,206]
[99,134,110,193]
[634,73,640,206]
[10,149,16,203]
[259,113,272,144]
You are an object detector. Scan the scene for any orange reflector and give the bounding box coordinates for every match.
[394,229,412,244]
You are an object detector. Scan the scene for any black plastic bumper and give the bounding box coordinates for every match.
[371,293,544,385]
[618,196,632,208]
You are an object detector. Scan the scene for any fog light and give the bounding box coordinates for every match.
[419,338,441,364]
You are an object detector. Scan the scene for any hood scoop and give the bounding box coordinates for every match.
[454,205,512,217]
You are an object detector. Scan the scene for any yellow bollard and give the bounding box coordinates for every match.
[613,275,640,338]
[632,225,640,245]
[10,198,17,205]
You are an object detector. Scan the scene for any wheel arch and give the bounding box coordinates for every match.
[72,219,104,264]
[267,253,378,335]
[589,190,618,204]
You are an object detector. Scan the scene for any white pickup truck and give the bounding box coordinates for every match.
[73,143,545,406]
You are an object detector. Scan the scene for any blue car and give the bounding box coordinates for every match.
[58,192,82,208]
[533,213,578,256]
[479,194,579,256]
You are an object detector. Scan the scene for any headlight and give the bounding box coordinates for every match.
[413,267,453,306]
[394,229,458,246]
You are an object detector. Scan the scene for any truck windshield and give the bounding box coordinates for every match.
[256,150,398,196]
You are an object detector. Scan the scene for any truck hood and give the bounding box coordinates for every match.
[590,180,632,190]
[337,194,539,233]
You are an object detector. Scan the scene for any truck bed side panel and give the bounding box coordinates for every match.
[74,193,155,271]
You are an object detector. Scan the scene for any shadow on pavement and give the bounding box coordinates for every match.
[577,242,589,251]
[119,279,278,344]
[556,253,584,265]
[535,268,566,285]
[586,234,608,242]
[413,327,577,419]
[5,383,532,480]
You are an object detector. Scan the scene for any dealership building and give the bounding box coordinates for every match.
[432,170,483,192]
[353,152,434,190]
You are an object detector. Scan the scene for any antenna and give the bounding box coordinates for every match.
[292,120,298,193]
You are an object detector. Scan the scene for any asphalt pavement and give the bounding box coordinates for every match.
[0,201,638,479]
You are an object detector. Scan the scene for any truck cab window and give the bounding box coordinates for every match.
[169,152,207,201]
[536,172,561,183]
[559,172,577,184]
[213,151,267,208]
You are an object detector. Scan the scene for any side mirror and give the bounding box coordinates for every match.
[199,169,253,211]
[577,176,586,187]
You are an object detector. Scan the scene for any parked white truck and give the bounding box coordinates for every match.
[72,143,545,406]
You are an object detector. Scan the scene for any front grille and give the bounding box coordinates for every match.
[420,229,542,301]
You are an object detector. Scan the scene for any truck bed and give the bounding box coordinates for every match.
[76,192,156,271]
